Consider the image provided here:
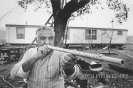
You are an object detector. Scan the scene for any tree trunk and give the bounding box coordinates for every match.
[50,0,90,47]
[54,16,69,47]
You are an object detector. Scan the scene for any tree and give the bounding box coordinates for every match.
[17,0,130,46]
[101,19,118,54]
[101,30,115,54]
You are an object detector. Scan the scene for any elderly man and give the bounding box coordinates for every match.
[10,26,79,88]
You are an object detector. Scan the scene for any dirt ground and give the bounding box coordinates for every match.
[0,44,133,88]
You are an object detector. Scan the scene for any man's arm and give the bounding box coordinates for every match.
[10,49,31,79]
[22,46,53,72]
[60,53,79,79]
[17,46,51,78]
[16,55,39,78]
[21,56,39,72]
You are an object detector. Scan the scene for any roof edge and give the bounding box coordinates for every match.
[5,24,128,31]
[5,24,43,28]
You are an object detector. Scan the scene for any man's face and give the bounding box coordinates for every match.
[36,30,55,46]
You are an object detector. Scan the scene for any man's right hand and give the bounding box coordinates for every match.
[34,45,52,59]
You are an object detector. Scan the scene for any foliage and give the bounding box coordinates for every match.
[17,0,130,24]
[106,0,130,24]
[18,0,51,12]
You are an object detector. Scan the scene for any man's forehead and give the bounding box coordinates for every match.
[37,30,54,37]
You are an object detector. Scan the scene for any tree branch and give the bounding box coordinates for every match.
[58,0,90,17]
[0,6,18,22]
[50,0,62,17]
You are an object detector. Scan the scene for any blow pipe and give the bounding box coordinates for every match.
[47,45,124,64]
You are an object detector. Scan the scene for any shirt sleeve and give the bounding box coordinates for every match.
[16,66,30,78]
[10,48,34,79]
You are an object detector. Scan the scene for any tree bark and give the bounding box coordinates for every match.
[54,16,69,46]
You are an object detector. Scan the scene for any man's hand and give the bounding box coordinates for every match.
[61,53,78,76]
[34,45,52,59]
[21,45,52,73]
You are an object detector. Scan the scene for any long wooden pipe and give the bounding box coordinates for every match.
[47,45,124,64]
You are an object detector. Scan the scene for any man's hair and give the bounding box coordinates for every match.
[36,26,55,36]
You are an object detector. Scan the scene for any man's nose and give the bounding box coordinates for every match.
[45,39,50,44]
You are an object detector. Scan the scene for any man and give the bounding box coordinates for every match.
[10,26,79,88]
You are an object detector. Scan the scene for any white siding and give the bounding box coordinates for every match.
[101,30,127,44]
[66,28,101,44]
[6,25,127,45]
[6,27,37,44]
[67,28,85,43]
[6,27,16,43]
[65,28,127,44]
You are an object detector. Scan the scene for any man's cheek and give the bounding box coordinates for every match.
[38,41,45,46]
[50,41,54,45]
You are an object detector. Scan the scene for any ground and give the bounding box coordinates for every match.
[80,48,133,88]
[0,44,133,88]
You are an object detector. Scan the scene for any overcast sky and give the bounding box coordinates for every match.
[0,0,133,35]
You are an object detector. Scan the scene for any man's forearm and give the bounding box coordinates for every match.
[22,57,38,72]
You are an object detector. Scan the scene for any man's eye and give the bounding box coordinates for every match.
[40,37,46,40]
[49,37,53,40]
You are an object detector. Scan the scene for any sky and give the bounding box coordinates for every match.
[0,0,133,35]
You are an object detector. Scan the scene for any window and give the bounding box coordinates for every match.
[85,29,97,40]
[117,31,122,35]
[16,27,25,39]
[85,30,91,40]
[92,30,97,39]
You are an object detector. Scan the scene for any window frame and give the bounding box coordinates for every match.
[85,29,97,40]
[16,27,25,39]
[117,31,123,35]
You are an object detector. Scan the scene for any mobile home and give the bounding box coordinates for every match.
[5,24,128,48]
[5,24,41,45]
[65,27,128,48]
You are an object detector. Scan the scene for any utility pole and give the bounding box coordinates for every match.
[108,18,114,53]
[110,18,114,29]
[110,18,114,38]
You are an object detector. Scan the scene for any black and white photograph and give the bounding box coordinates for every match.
[0,0,133,88]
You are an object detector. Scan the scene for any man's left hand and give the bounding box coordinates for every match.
[61,53,77,70]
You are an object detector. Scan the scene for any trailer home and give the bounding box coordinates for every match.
[5,24,128,48]
[5,24,41,45]
[65,27,128,48]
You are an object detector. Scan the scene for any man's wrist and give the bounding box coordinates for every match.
[63,66,75,76]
